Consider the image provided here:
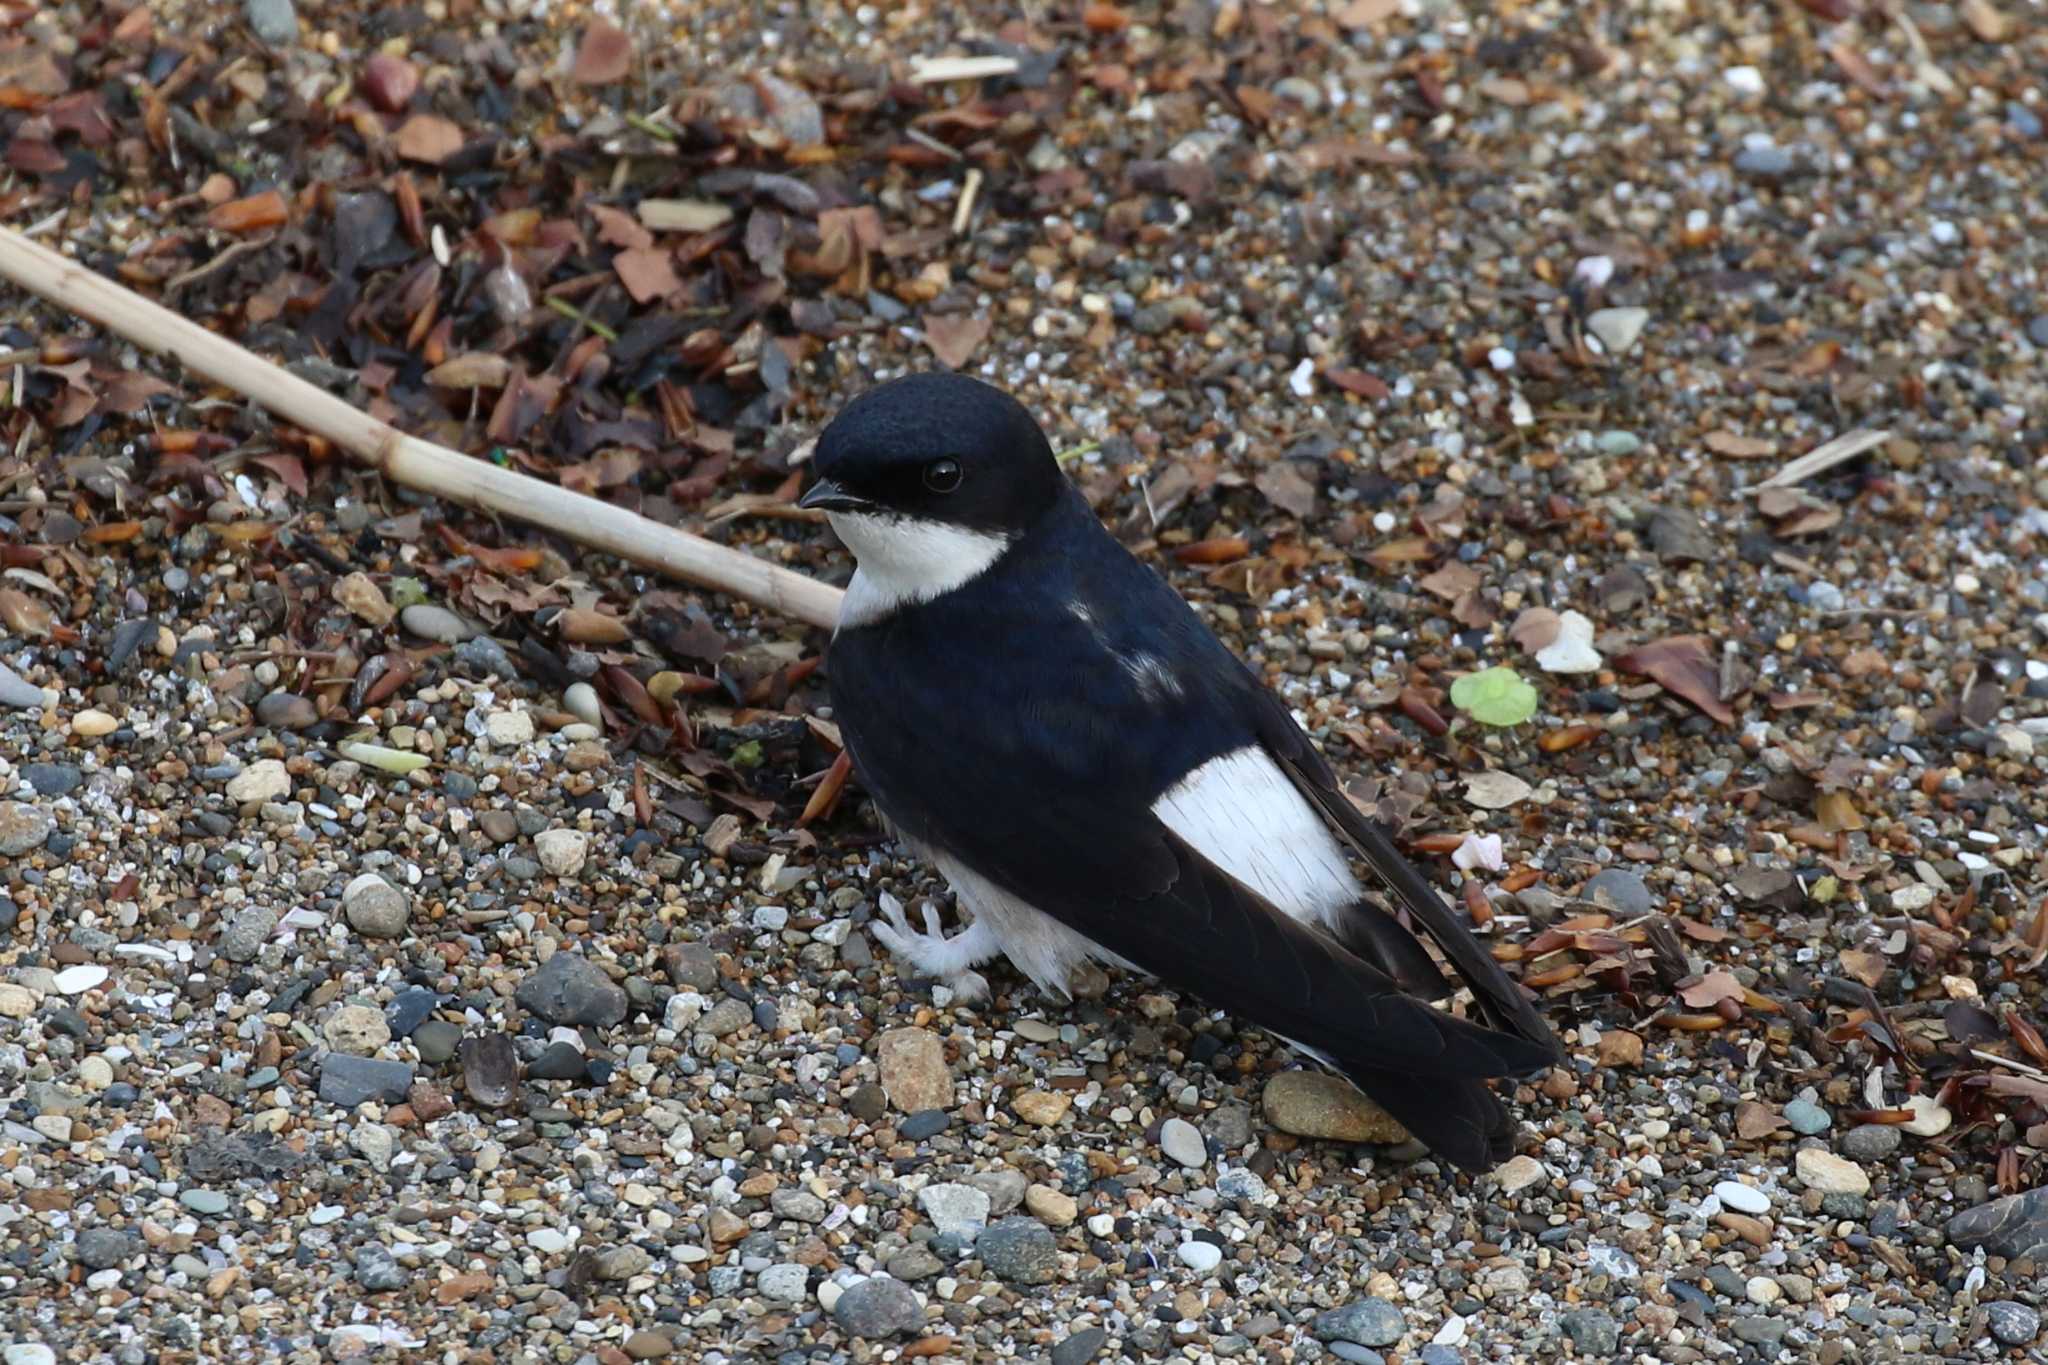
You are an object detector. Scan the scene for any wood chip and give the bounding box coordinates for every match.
[910,55,1022,84]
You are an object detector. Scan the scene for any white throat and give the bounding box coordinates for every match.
[829,510,1013,628]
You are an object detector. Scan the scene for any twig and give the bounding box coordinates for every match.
[952,168,983,236]
[165,233,276,295]
[0,225,845,629]
[1749,428,1891,492]
[1973,1048,2048,1081]
[544,296,620,342]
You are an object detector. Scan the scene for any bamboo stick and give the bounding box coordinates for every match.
[0,225,846,629]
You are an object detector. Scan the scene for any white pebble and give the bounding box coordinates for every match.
[1176,1240,1223,1274]
[485,710,535,745]
[1714,1180,1770,1215]
[53,965,109,995]
[1487,347,1515,372]
[1288,358,1316,397]
[1723,65,1764,95]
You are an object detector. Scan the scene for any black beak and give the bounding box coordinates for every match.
[797,477,872,513]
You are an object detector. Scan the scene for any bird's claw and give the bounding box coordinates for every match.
[871,892,991,1003]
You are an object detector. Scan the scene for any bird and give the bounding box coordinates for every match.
[799,371,1562,1172]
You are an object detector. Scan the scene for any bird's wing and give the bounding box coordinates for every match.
[1246,691,1562,1060]
[828,611,1558,1169]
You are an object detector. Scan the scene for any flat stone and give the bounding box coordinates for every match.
[515,952,626,1027]
[0,983,35,1019]
[1559,1308,1621,1357]
[975,1216,1057,1285]
[52,964,107,995]
[1315,1298,1406,1348]
[875,1026,952,1113]
[1714,1180,1770,1214]
[0,802,54,857]
[1495,1154,1545,1195]
[832,1275,924,1338]
[757,1263,809,1302]
[1987,1300,2041,1346]
[220,906,277,963]
[621,1331,673,1361]
[1947,1187,2048,1259]
[1795,1147,1870,1196]
[1159,1116,1207,1169]
[527,1040,586,1081]
[534,828,589,876]
[459,1034,518,1108]
[399,603,478,643]
[1783,1098,1831,1135]
[255,692,317,729]
[1013,1090,1071,1126]
[354,1244,406,1291]
[343,873,411,938]
[1261,1071,1409,1144]
[226,759,291,804]
[21,763,80,796]
[1581,868,1652,915]
[918,1183,990,1238]
[1585,306,1649,355]
[1177,1240,1223,1274]
[1024,1182,1077,1226]
[75,1226,135,1270]
[0,660,49,710]
[413,1020,461,1064]
[1841,1124,1900,1161]
[322,1004,391,1055]
[1051,1327,1109,1365]
[318,1055,414,1107]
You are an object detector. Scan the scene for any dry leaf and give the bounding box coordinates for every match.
[1735,1101,1784,1140]
[1463,770,1533,810]
[394,114,464,166]
[589,204,653,251]
[1255,462,1317,519]
[639,199,734,233]
[0,588,52,637]
[1839,948,1887,988]
[206,191,288,234]
[1509,607,1563,653]
[924,313,990,369]
[1678,969,1743,1009]
[1613,636,1735,724]
[613,247,681,304]
[1363,536,1436,571]
[1418,562,1481,601]
[572,20,634,84]
[425,354,513,389]
[1704,430,1776,459]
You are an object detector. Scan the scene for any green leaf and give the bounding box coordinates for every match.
[1449,665,1538,728]
[339,739,432,775]
[730,739,764,770]
[388,577,428,610]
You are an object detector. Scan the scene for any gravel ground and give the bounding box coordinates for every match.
[4,0,2048,1362]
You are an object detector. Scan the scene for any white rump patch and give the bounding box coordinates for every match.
[829,511,1012,627]
[1152,745,1362,927]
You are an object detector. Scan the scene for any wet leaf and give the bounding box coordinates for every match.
[924,313,991,369]
[1255,461,1317,519]
[1613,636,1735,724]
[1449,666,1538,728]
[1678,969,1743,1009]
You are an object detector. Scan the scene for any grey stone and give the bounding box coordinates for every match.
[770,1188,828,1223]
[1051,1326,1109,1365]
[757,1263,808,1302]
[2028,315,2048,348]
[666,942,719,991]
[219,906,277,963]
[179,1189,229,1216]
[1581,869,1652,916]
[1986,1300,2041,1346]
[1315,1299,1406,1349]
[0,660,47,710]
[0,802,54,857]
[412,1020,461,1063]
[343,874,410,939]
[1841,1124,1900,1161]
[1733,144,1796,180]
[75,1227,135,1271]
[1731,1316,1787,1346]
[354,1244,406,1291]
[527,1041,586,1081]
[1160,1116,1207,1168]
[975,1216,1057,1285]
[1949,1188,2048,1259]
[1560,1307,1621,1356]
[318,1055,413,1107]
[961,1170,1026,1217]
[254,693,317,729]
[918,1183,990,1238]
[459,1034,518,1108]
[697,998,751,1038]
[399,604,478,644]
[515,952,627,1027]
[832,1275,923,1338]
[1783,1098,1831,1135]
[21,764,80,797]
[242,0,297,46]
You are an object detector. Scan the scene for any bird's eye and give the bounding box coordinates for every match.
[922,458,962,493]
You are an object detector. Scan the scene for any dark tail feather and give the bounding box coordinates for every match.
[1348,1065,1518,1173]
[1328,901,1455,1001]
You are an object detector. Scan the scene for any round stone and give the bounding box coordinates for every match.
[1176,1240,1223,1274]
[343,873,411,939]
[1714,1181,1770,1215]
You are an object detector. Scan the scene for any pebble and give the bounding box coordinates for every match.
[75,1228,133,1271]
[1585,306,1649,355]
[485,709,535,745]
[255,692,317,729]
[515,952,627,1027]
[0,983,35,1018]
[1159,1116,1206,1169]
[1901,1094,1952,1137]
[52,964,107,995]
[1013,1090,1071,1126]
[323,1004,392,1055]
[1784,1098,1831,1134]
[621,1331,672,1360]
[0,802,55,857]
[1024,1182,1077,1226]
[343,873,411,938]
[1496,1154,1545,1194]
[1795,1147,1871,1196]
[563,682,602,728]
[1986,1300,2041,1346]
[1580,868,1651,915]
[1315,1298,1406,1348]
[399,603,478,643]
[534,828,590,876]
[1946,1187,2048,1259]
[831,1275,924,1338]
[1714,1180,1771,1215]
[413,1020,461,1063]
[975,1216,1057,1284]
[527,1041,586,1081]
[179,1189,230,1216]
[219,906,277,962]
[1559,1307,1621,1357]
[2029,315,2048,348]
[1841,1124,1901,1161]
[1176,1240,1223,1274]
[0,660,49,709]
[354,1244,407,1291]
[242,0,298,47]
[318,1055,414,1107]
[21,763,80,796]
[1261,1071,1408,1143]
[1050,1328,1108,1365]
[918,1183,990,1237]
[876,1027,953,1113]
[459,1034,518,1107]
[758,1263,809,1301]
[70,708,116,737]
[226,759,291,804]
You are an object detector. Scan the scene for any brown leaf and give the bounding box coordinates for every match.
[1417,562,1481,602]
[1325,367,1391,400]
[1735,1101,1784,1140]
[557,449,644,494]
[1839,948,1887,988]
[1613,636,1735,724]
[1787,339,1843,378]
[613,246,680,304]
[0,48,70,100]
[589,204,653,251]
[1173,537,1249,565]
[1704,430,1776,459]
[1255,462,1317,519]
[0,588,53,637]
[249,453,308,497]
[425,353,513,389]
[572,20,634,84]
[924,313,991,369]
[96,370,176,413]
[1678,969,1743,1009]
[204,190,288,234]
[394,114,464,166]
[1363,536,1436,572]
[1816,789,1864,833]
[1509,607,1562,653]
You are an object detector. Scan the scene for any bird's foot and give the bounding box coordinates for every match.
[872,892,994,1002]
